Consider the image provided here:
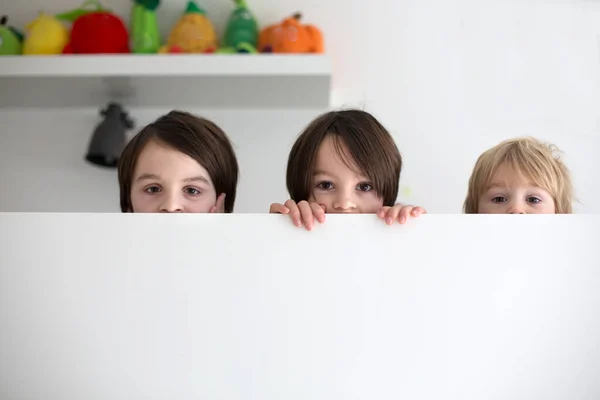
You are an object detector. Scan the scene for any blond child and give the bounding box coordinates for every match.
[118,110,239,213]
[270,109,426,230]
[464,137,573,214]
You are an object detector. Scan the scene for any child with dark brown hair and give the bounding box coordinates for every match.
[270,109,426,230]
[118,110,239,213]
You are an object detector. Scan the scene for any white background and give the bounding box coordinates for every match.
[1,0,599,213]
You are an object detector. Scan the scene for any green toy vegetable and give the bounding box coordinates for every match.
[0,15,24,55]
[223,0,258,50]
[130,0,161,53]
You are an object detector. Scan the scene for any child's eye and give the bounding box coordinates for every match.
[316,181,334,190]
[527,196,541,204]
[357,183,373,192]
[184,187,201,196]
[492,196,506,203]
[144,186,161,194]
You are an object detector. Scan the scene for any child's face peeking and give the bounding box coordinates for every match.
[129,140,218,213]
[308,135,384,214]
[477,163,556,214]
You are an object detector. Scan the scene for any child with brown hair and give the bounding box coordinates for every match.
[118,110,239,213]
[270,109,426,230]
[464,137,573,214]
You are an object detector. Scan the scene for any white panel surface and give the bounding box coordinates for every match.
[0,213,599,399]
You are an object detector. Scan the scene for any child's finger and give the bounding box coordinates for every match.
[213,193,226,213]
[311,202,326,223]
[411,206,427,216]
[298,201,314,230]
[397,206,414,224]
[385,206,403,225]
[284,200,302,227]
[377,206,391,219]
[269,203,290,214]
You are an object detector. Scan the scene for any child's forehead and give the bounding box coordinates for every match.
[135,141,208,175]
[486,163,543,189]
[315,136,365,176]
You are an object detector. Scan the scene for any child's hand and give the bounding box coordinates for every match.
[270,199,326,231]
[377,204,427,225]
[209,193,226,213]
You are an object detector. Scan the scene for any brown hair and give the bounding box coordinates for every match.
[286,109,402,206]
[463,137,573,214]
[117,110,239,213]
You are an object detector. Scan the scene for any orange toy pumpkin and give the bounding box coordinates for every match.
[258,13,323,53]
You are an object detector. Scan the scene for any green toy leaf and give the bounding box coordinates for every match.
[55,9,90,22]
[135,0,160,11]
[56,0,108,22]
[8,26,24,42]
[233,0,248,8]
[185,1,205,15]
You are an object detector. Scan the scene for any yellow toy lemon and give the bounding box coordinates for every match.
[159,1,217,53]
[23,12,69,55]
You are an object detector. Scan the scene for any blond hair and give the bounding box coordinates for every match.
[463,137,573,214]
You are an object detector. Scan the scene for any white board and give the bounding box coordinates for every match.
[0,213,599,400]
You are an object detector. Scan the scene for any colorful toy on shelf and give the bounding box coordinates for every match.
[219,0,258,53]
[216,42,256,54]
[0,16,24,55]
[130,0,161,53]
[258,12,324,54]
[57,0,129,54]
[159,1,217,54]
[22,12,69,55]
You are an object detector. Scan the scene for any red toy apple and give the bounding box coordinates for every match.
[57,0,130,54]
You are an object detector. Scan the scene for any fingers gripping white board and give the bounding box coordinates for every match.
[0,213,599,400]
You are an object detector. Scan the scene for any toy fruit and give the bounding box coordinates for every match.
[159,1,217,54]
[130,0,161,53]
[0,16,23,55]
[22,12,69,55]
[222,0,258,51]
[57,0,129,54]
[258,12,324,54]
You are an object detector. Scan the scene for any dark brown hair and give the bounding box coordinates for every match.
[117,110,239,213]
[286,109,402,206]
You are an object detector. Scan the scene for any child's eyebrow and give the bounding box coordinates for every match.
[486,182,539,190]
[135,174,210,184]
[136,173,160,182]
[313,170,339,180]
[183,176,210,184]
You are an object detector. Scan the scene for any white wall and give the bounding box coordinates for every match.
[1,0,599,213]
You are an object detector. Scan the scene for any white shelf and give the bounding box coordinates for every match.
[0,54,332,109]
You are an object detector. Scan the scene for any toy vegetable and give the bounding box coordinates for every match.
[259,12,324,54]
[159,1,217,54]
[22,12,69,55]
[0,16,24,55]
[57,0,129,54]
[130,0,161,53]
[221,0,258,53]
